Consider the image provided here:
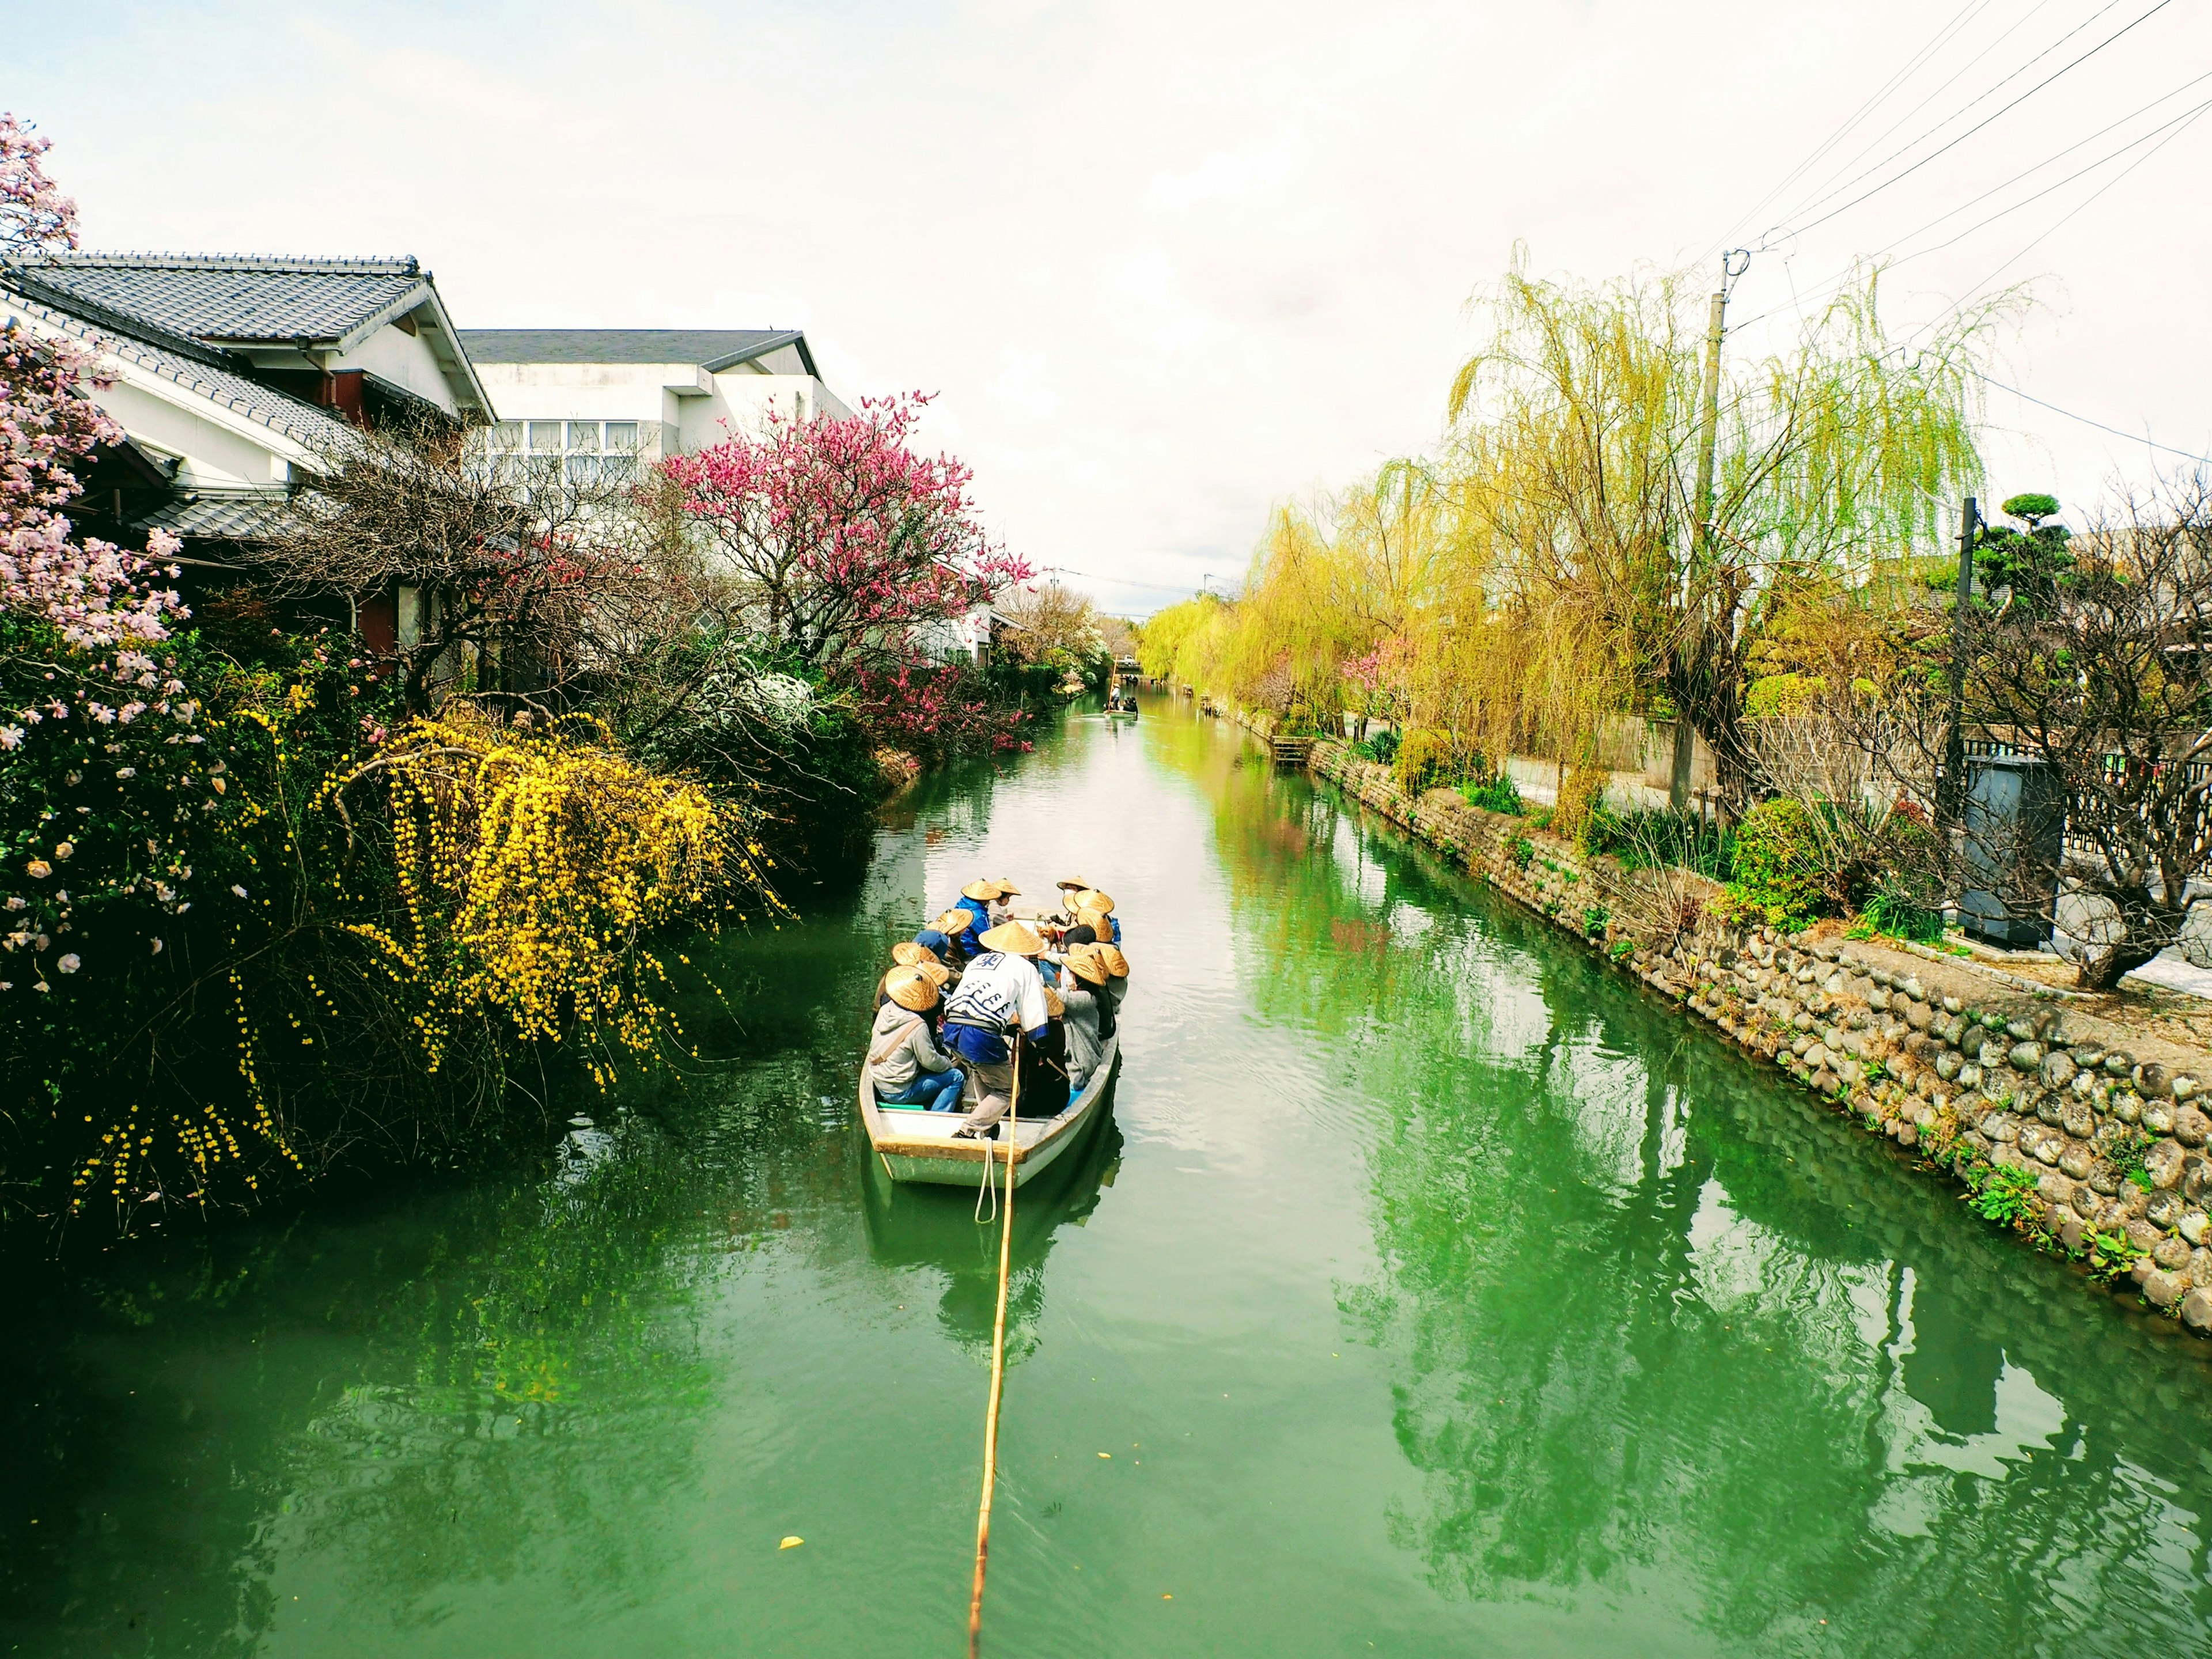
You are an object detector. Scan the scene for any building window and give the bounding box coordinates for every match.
[484,419,642,484]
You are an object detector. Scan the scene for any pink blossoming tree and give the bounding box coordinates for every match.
[661,393,1033,690]
[1,112,206,995]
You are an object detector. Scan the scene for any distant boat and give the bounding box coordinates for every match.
[859,1036,1120,1188]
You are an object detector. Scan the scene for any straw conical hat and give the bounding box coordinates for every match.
[886,965,940,1011]
[892,941,939,967]
[991,877,1021,895]
[1074,888,1115,914]
[978,919,1046,956]
[961,879,1000,902]
[916,961,952,987]
[935,908,975,935]
[1074,907,1111,939]
[1097,944,1129,978]
[1043,986,1065,1017]
[1064,944,1109,986]
[1056,877,1093,893]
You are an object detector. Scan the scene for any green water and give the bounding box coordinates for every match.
[7,699,2212,1658]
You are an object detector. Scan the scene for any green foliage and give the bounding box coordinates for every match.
[1459,772,1523,815]
[1392,728,1461,794]
[1722,798,1828,929]
[1968,1163,2038,1225]
[1551,767,1608,849]
[1742,673,1825,718]
[1581,904,1610,935]
[1351,726,1402,766]
[2001,492,2060,524]
[1581,805,1733,879]
[1508,836,1535,871]
[1854,886,1948,944]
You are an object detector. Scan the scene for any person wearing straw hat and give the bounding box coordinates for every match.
[891,941,940,969]
[954,880,1000,933]
[1073,888,1121,942]
[931,904,984,964]
[869,967,965,1112]
[940,919,1053,1138]
[1017,984,1071,1119]
[1060,944,1115,1087]
[986,878,1021,927]
[1096,942,1130,1009]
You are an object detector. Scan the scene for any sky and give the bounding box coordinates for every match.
[10,0,2211,615]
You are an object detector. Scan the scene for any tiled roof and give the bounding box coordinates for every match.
[457,328,814,375]
[135,488,293,541]
[2,253,429,346]
[0,289,357,449]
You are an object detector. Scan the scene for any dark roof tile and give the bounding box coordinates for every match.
[3,253,427,346]
[457,327,812,375]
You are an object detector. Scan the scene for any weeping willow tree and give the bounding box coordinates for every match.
[1448,252,2006,808]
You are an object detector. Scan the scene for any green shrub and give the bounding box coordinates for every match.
[1392,728,1459,794]
[1582,806,1733,880]
[1460,772,1523,815]
[1723,797,1828,929]
[1508,836,1535,870]
[1352,727,1400,766]
[1551,766,1609,849]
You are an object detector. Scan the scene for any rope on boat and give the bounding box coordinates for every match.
[967,1032,1021,1658]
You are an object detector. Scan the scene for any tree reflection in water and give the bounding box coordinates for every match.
[1181,718,2212,1655]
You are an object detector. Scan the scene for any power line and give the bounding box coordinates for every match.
[1760,0,2119,241]
[1903,93,2212,341]
[1766,0,2176,245]
[1729,78,2212,331]
[1981,371,2212,467]
[1700,0,2003,263]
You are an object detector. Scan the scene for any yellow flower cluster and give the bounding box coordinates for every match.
[338,713,785,1076]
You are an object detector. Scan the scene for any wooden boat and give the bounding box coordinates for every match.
[859,1036,1120,1188]
[1104,707,1139,722]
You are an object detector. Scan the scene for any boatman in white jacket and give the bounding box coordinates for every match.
[941,920,1054,1139]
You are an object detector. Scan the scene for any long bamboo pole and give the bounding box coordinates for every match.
[967,1035,1021,1658]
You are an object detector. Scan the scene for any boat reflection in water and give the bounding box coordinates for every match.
[861,1081,1124,1357]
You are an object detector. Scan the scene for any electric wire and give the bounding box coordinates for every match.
[1755,0,2120,243]
[1699,0,2002,263]
[1762,0,2175,247]
[1891,93,2212,348]
[1728,78,2212,331]
[1980,372,2212,467]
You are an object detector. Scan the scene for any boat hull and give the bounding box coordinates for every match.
[860,1038,1120,1189]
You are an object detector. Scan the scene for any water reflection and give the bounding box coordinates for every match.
[1190,728,2212,1653]
[863,1103,1125,1357]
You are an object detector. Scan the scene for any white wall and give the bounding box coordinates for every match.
[329,322,461,414]
[90,370,294,487]
[475,359,852,456]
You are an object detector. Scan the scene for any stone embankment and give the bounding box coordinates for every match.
[1297,732,2212,1336]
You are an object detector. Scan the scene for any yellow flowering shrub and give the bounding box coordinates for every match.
[335,713,785,1081]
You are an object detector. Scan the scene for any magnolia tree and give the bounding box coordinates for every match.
[662,393,1032,686]
[2,114,209,995]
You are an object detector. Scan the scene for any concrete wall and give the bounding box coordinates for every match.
[474,360,851,456]
[328,324,461,415]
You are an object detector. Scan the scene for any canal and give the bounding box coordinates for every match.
[6,695,2212,1657]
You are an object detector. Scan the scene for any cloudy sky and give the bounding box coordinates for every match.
[13,0,2210,612]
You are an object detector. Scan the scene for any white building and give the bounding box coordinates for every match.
[454,329,855,481]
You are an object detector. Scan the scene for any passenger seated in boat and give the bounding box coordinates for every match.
[933,906,983,964]
[1073,889,1121,943]
[1096,942,1130,1009]
[870,968,965,1111]
[873,957,949,1013]
[1054,877,1094,917]
[986,878,1021,927]
[941,921,1053,1138]
[1017,986,1072,1119]
[955,880,999,933]
[1060,945,1115,1086]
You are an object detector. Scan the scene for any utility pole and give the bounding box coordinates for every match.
[1670,248,1751,814]
[1937,495,1980,824]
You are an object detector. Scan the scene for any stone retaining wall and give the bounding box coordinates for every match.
[1297,730,2212,1337]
